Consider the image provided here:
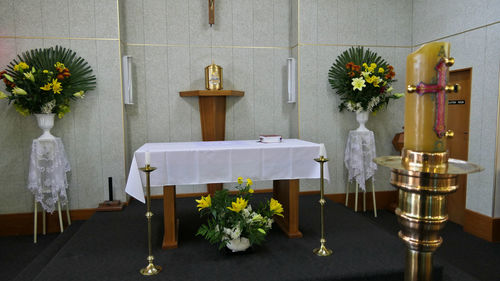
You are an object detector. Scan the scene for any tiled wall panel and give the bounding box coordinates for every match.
[412,0,500,217]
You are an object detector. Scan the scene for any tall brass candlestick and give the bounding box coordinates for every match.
[139,164,162,276]
[313,156,332,256]
[375,42,482,281]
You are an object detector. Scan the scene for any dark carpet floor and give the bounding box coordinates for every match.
[361,210,500,281]
[2,194,499,281]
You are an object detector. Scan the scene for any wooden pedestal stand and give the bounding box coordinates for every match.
[179,90,244,194]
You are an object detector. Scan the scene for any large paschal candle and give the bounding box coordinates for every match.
[404,42,451,152]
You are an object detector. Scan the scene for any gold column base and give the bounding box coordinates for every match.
[140,261,162,276]
[313,239,333,256]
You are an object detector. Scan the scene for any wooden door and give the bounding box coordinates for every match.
[447,68,472,225]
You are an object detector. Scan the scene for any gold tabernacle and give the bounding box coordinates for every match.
[374,42,483,281]
[205,63,223,90]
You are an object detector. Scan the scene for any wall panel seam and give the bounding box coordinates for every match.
[414,21,500,47]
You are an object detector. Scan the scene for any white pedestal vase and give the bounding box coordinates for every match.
[226,237,250,252]
[355,111,369,132]
[34,114,56,140]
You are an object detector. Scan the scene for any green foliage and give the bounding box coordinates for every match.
[195,179,283,251]
[1,46,96,117]
[328,46,402,112]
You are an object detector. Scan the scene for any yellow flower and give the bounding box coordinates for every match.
[361,71,371,78]
[351,77,366,91]
[3,74,14,82]
[378,67,385,73]
[237,177,243,185]
[40,83,52,91]
[57,104,70,119]
[43,70,49,74]
[196,194,212,211]
[258,228,266,234]
[270,198,284,217]
[23,72,35,82]
[227,197,248,213]
[73,91,85,98]
[372,76,383,87]
[54,62,66,71]
[14,104,29,116]
[362,63,368,68]
[14,62,29,72]
[51,79,62,94]
[248,188,254,194]
[365,75,375,84]
[0,91,8,99]
[12,87,27,95]
[246,178,253,186]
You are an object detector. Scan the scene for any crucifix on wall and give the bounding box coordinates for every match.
[209,0,215,26]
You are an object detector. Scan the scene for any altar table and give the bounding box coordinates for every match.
[125,139,329,249]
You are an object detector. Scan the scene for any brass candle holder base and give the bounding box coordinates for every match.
[313,156,333,257]
[139,165,162,276]
[313,239,333,256]
[140,256,162,276]
[375,149,482,281]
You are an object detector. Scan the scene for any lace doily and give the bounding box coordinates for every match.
[28,138,71,213]
[344,130,377,191]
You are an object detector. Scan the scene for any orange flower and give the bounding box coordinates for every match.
[352,64,361,72]
[385,71,395,79]
[348,71,355,77]
[345,62,354,69]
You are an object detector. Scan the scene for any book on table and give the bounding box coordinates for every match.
[259,135,282,143]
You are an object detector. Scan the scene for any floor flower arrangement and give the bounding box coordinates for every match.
[196,177,283,252]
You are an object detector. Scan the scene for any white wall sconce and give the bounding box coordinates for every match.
[122,56,133,105]
[287,57,297,103]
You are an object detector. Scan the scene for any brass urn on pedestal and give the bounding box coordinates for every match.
[374,42,483,281]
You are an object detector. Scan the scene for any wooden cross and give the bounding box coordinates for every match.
[414,59,448,138]
[209,0,215,26]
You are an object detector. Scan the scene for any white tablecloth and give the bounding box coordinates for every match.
[344,130,377,191]
[28,138,71,213]
[125,139,329,203]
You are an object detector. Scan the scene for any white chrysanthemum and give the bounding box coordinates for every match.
[267,218,274,229]
[367,96,381,112]
[230,226,242,240]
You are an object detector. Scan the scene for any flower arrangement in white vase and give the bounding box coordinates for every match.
[329,47,403,129]
[0,46,96,139]
[196,177,284,252]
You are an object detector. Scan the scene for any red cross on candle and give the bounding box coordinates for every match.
[413,59,448,138]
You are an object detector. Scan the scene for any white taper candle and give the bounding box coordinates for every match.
[319,143,326,157]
